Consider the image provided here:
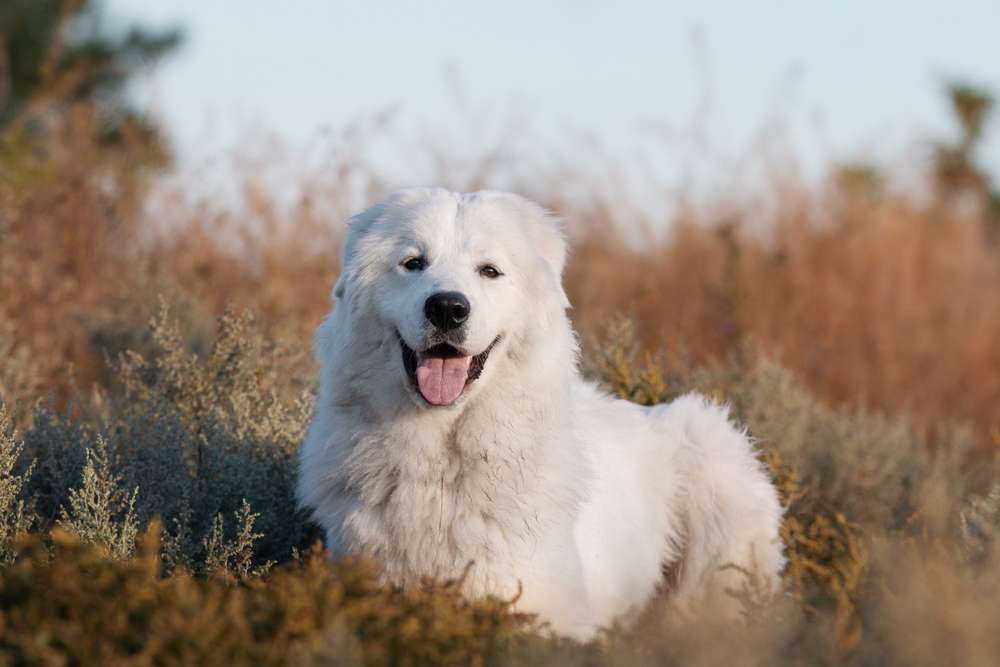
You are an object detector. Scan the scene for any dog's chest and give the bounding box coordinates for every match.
[342,434,539,587]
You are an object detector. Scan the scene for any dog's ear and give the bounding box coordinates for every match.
[532,212,571,310]
[489,191,570,310]
[332,198,390,300]
[334,188,446,301]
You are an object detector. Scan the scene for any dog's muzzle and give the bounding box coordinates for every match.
[400,334,500,407]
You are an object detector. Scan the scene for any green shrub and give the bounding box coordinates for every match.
[15,304,315,574]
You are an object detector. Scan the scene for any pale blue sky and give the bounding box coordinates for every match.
[108,0,999,189]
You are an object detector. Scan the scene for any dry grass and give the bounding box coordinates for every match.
[567,193,1000,443]
[3,88,1000,664]
[4,112,999,444]
[0,527,528,666]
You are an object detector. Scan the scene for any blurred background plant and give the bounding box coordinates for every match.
[0,0,180,159]
[933,82,999,230]
[1,1,1000,664]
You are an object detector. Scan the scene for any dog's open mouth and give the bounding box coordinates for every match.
[400,335,500,406]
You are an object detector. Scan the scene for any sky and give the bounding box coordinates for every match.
[106,0,1000,192]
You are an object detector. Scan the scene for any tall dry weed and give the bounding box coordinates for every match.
[568,191,1000,444]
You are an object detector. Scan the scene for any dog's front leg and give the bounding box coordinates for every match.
[511,532,598,640]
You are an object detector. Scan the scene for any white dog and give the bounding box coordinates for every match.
[297,188,784,639]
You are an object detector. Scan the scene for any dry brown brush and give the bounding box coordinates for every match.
[2,75,1000,664]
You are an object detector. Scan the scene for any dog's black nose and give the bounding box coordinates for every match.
[424,291,470,331]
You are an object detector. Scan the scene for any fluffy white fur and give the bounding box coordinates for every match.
[297,188,784,639]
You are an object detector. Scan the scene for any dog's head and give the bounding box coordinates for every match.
[331,188,569,408]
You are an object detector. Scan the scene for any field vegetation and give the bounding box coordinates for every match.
[2,3,1000,664]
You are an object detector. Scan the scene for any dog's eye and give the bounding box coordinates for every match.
[402,257,426,272]
[479,264,503,279]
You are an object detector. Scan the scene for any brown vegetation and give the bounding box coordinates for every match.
[568,193,1000,442]
[2,64,1000,664]
[3,90,999,444]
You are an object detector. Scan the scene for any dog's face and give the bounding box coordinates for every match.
[333,188,568,408]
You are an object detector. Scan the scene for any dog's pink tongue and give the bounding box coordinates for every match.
[415,354,472,405]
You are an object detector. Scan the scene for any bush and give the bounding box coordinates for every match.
[12,306,315,575]
[0,528,528,666]
[0,314,998,664]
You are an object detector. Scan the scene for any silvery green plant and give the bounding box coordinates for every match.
[58,436,139,560]
[0,405,34,564]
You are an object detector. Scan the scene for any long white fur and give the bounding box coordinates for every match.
[297,188,784,639]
